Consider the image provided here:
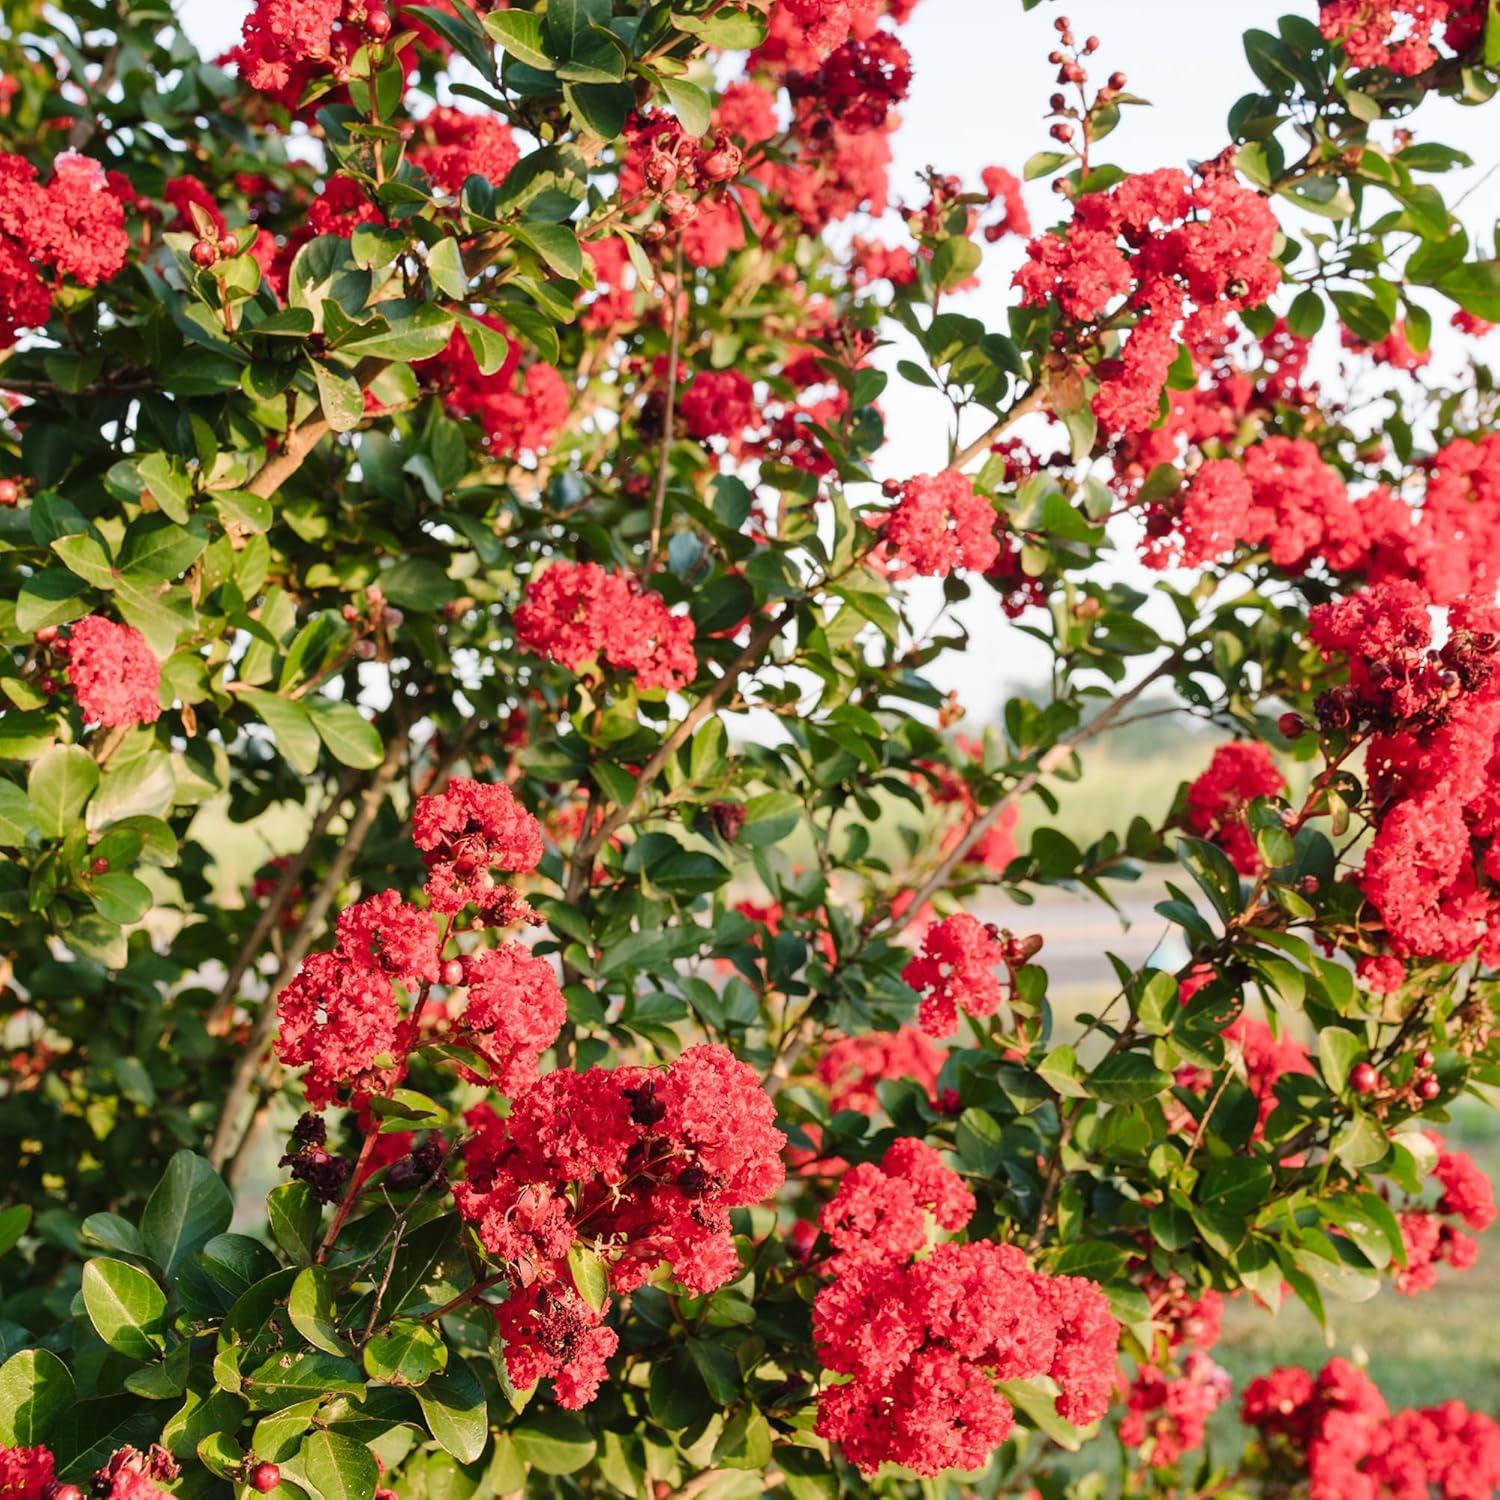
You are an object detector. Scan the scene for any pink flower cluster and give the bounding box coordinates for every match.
[811,1141,1118,1476]
[885,470,1001,576]
[1121,1351,1233,1469]
[277,779,554,1106]
[1309,583,1500,963]
[407,106,520,195]
[1184,741,1286,875]
[1243,1357,1500,1500]
[65,616,162,728]
[514,561,698,693]
[901,912,1007,1036]
[454,1045,786,1407]
[1015,161,1280,435]
[0,150,129,343]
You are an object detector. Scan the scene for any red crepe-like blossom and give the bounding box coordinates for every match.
[225,0,393,110]
[886,470,1001,576]
[812,1152,1118,1476]
[680,368,758,446]
[418,319,569,459]
[818,1026,945,1114]
[1120,1351,1232,1469]
[0,151,128,342]
[981,165,1031,239]
[1016,161,1280,436]
[458,942,565,1096]
[66,615,161,727]
[514,561,698,692]
[335,889,442,986]
[902,912,1007,1036]
[411,776,544,917]
[0,1445,55,1500]
[274,949,403,1107]
[308,175,384,237]
[1243,1355,1500,1500]
[454,1045,785,1407]
[1310,585,1500,963]
[789,32,912,134]
[1319,0,1486,76]
[408,107,520,194]
[1184,741,1286,875]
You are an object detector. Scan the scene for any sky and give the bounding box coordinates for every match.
[179,0,1500,723]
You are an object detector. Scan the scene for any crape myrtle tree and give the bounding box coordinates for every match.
[1,0,1500,1493]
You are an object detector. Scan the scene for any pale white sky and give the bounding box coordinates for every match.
[180,0,1500,723]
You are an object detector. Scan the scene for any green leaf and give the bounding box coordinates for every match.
[289,1267,349,1358]
[415,1362,488,1462]
[659,75,711,136]
[0,1203,31,1256]
[17,570,90,633]
[428,238,468,299]
[300,1430,378,1500]
[306,699,383,769]
[118,517,209,583]
[737,791,801,848]
[564,81,633,139]
[484,8,555,70]
[1437,259,1500,321]
[140,1150,233,1279]
[508,222,583,280]
[511,1410,596,1475]
[931,236,983,291]
[52,534,117,590]
[0,781,37,847]
[313,363,365,433]
[268,1183,322,1265]
[362,1319,447,1387]
[1317,1027,1367,1096]
[88,870,152,925]
[241,690,322,776]
[338,305,456,362]
[567,1244,609,1314]
[1088,1051,1171,1105]
[81,1257,168,1360]
[0,1349,75,1445]
[28,745,100,838]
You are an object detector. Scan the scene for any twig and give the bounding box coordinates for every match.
[952,383,1046,469]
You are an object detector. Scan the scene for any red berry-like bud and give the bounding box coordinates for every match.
[1050,123,1074,142]
[90,856,110,876]
[1054,16,1070,31]
[1417,1074,1441,1101]
[1049,92,1066,110]
[1416,1048,1435,1068]
[342,604,360,622]
[34,625,59,645]
[366,10,392,38]
[39,676,58,695]
[218,237,239,258]
[1350,1062,1380,1095]
[440,959,465,986]
[1048,50,1064,64]
[1085,35,1100,51]
[1109,71,1127,89]
[191,238,219,267]
[1278,712,1307,740]
[881,478,903,498]
[250,1463,281,1494]
[0,478,17,505]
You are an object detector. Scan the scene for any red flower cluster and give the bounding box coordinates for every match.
[1362,433,1500,605]
[418,319,569,459]
[1015,161,1280,434]
[514,561,698,693]
[981,165,1031,241]
[1319,0,1486,76]
[1396,1137,1495,1294]
[1184,741,1286,875]
[225,0,393,109]
[1243,1356,1500,1500]
[1309,584,1500,963]
[885,470,1001,576]
[1121,1350,1232,1469]
[1150,437,1365,574]
[0,150,129,343]
[0,1445,54,1500]
[278,778,551,1105]
[619,111,745,245]
[0,1443,178,1500]
[407,106,520,195]
[410,775,544,918]
[787,31,913,134]
[66,615,161,727]
[454,1045,785,1407]
[818,1026,946,1114]
[901,912,1007,1036]
[680,368,758,449]
[812,1143,1118,1475]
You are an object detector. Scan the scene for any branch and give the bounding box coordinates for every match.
[952,383,1046,470]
